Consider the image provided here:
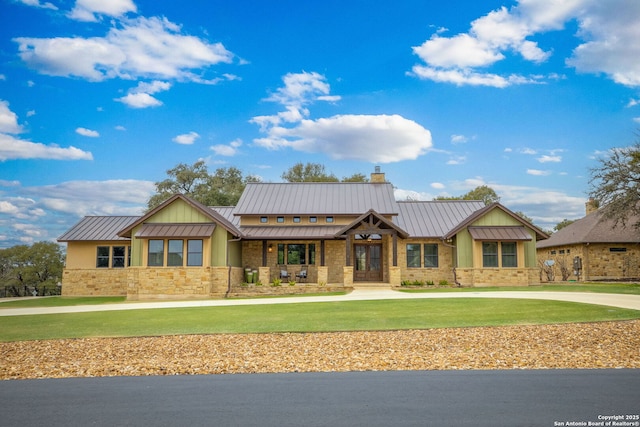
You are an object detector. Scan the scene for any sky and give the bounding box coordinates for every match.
[1,0,640,248]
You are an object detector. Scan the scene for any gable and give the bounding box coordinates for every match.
[145,198,212,224]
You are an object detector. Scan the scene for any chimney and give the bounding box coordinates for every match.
[370,166,386,183]
[585,198,598,215]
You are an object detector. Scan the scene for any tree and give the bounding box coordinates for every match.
[0,242,64,292]
[341,173,369,183]
[147,161,260,210]
[281,162,339,182]
[435,185,500,206]
[589,139,640,229]
[554,219,575,232]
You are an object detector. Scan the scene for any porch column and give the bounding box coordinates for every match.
[345,234,352,266]
[320,240,325,266]
[392,234,398,267]
[262,240,267,267]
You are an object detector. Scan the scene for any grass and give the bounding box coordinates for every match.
[399,282,640,295]
[1,298,638,342]
[0,296,126,308]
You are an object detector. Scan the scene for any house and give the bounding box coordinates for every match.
[536,200,640,281]
[58,169,548,299]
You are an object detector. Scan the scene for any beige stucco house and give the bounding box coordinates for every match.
[58,170,548,299]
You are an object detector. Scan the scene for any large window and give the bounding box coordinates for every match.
[148,240,164,266]
[501,242,517,267]
[482,242,499,267]
[96,246,110,268]
[277,243,315,265]
[406,244,421,268]
[187,240,203,266]
[112,246,126,268]
[287,244,306,264]
[168,240,184,266]
[424,244,438,268]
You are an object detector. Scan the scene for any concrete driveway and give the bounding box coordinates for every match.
[1,289,639,316]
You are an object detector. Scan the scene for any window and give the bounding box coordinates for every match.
[112,246,126,268]
[277,216,284,223]
[559,249,565,254]
[287,244,306,264]
[406,244,421,268]
[293,216,301,223]
[97,246,110,268]
[187,240,203,266]
[501,242,517,267]
[260,216,268,223]
[309,243,316,265]
[424,244,438,268]
[550,250,556,255]
[168,240,184,266]
[309,216,317,223]
[326,216,334,223]
[482,242,498,267]
[148,240,164,266]
[127,246,131,267]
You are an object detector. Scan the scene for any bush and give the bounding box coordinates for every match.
[438,280,450,287]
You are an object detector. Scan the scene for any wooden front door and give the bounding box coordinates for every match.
[354,244,382,282]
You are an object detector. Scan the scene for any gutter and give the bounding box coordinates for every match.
[441,237,462,287]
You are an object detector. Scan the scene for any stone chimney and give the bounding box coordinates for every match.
[585,198,598,215]
[370,166,386,183]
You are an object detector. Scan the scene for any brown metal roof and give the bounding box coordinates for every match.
[335,209,409,238]
[468,226,532,241]
[135,223,217,238]
[239,225,344,239]
[58,216,139,242]
[396,201,485,237]
[234,182,399,216]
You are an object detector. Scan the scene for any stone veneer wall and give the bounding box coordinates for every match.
[126,267,232,300]
[61,269,128,296]
[455,267,539,287]
[397,239,455,284]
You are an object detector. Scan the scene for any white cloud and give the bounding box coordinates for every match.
[18,0,58,10]
[0,133,93,161]
[266,71,340,107]
[447,155,467,165]
[634,117,640,124]
[115,125,126,131]
[628,98,640,107]
[450,134,469,144]
[116,80,171,108]
[211,139,242,156]
[537,154,562,163]
[430,182,445,190]
[26,110,36,117]
[75,127,99,137]
[410,0,640,88]
[68,0,137,22]
[172,131,200,145]
[527,169,552,176]
[0,100,24,134]
[521,147,537,155]
[14,16,234,83]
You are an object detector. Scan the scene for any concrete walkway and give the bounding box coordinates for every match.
[1,289,640,316]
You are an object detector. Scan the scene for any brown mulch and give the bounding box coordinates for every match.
[2,320,639,380]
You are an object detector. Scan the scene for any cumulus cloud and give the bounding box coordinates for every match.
[431,182,445,189]
[527,169,552,176]
[0,100,24,134]
[211,139,242,156]
[18,0,58,10]
[68,0,136,22]
[450,134,469,144]
[116,80,171,108]
[14,16,234,82]
[252,72,432,163]
[172,131,200,145]
[410,0,640,88]
[537,154,562,163]
[75,127,99,137]
[0,133,93,161]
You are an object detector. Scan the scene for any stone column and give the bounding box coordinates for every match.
[317,265,328,285]
[343,266,354,286]
[259,266,270,285]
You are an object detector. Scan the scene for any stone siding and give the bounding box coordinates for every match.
[61,268,128,296]
[455,267,539,287]
[126,267,231,300]
[397,239,455,284]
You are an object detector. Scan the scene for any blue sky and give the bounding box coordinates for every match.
[1,0,640,248]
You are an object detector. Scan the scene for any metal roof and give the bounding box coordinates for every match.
[395,201,485,237]
[537,210,640,248]
[57,216,139,242]
[239,225,344,239]
[234,182,399,216]
[468,226,532,241]
[135,223,217,238]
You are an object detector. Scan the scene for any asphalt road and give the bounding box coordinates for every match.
[1,370,638,427]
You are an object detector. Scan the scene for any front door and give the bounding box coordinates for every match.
[354,244,382,281]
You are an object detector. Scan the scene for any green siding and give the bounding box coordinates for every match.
[211,227,228,266]
[228,240,242,267]
[147,198,212,223]
[455,230,474,268]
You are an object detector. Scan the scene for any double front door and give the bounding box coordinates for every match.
[354,244,382,282]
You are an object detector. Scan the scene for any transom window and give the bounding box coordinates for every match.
[277,216,284,223]
[309,216,317,223]
[326,216,334,223]
[293,216,301,223]
[260,216,268,223]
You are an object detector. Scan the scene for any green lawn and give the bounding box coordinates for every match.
[1,298,638,342]
[399,282,640,295]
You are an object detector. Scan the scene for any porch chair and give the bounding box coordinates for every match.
[279,266,290,281]
[296,266,308,283]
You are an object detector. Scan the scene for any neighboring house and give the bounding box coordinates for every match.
[536,201,640,281]
[58,170,548,299]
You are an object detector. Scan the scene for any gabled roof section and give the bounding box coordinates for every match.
[468,226,532,241]
[335,209,409,238]
[135,223,217,238]
[444,202,549,240]
[396,200,485,237]
[537,210,640,248]
[118,194,241,238]
[239,226,344,240]
[58,216,139,242]
[233,182,399,216]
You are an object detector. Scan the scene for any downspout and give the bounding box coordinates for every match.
[225,237,242,298]
[441,237,462,287]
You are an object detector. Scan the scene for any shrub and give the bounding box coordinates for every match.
[288,280,296,286]
[271,278,282,287]
[426,280,435,286]
[438,280,450,287]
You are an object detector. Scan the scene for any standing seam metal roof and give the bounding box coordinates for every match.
[395,201,485,237]
[57,216,139,241]
[234,182,399,215]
